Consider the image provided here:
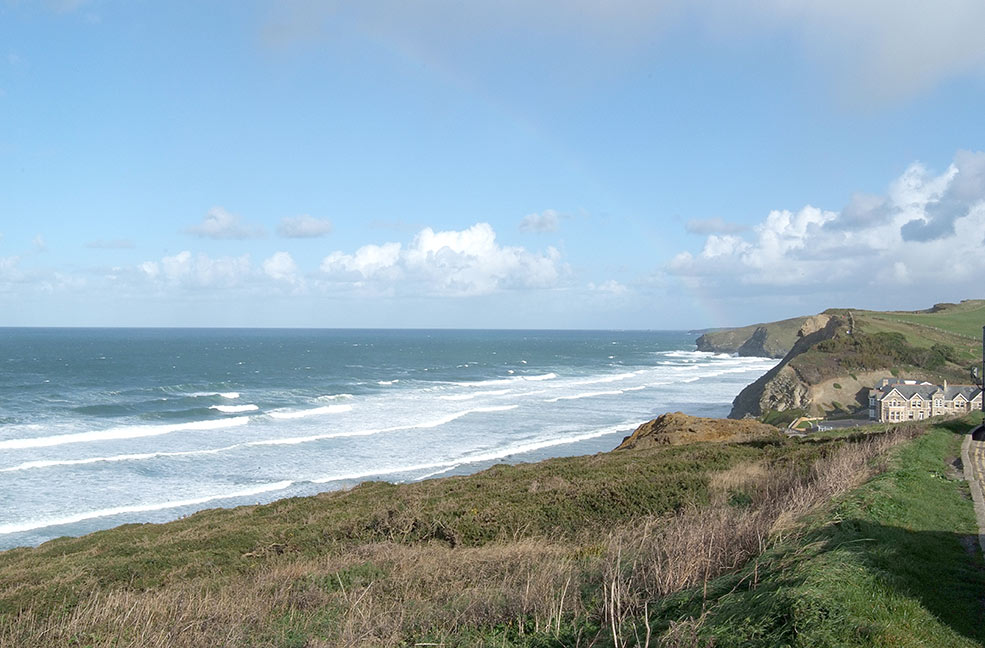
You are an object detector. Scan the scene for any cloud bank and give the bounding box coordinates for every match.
[669,150,985,300]
[131,223,564,298]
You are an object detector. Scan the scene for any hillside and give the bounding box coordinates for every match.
[6,413,977,647]
[2,414,982,647]
[728,300,984,419]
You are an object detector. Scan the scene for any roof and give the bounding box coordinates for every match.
[873,383,982,402]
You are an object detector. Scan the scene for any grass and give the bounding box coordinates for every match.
[0,419,951,647]
[851,300,984,363]
[881,300,985,340]
[648,412,985,647]
[0,439,829,616]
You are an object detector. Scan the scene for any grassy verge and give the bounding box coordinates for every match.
[651,412,985,647]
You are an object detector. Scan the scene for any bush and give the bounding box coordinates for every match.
[833,383,842,390]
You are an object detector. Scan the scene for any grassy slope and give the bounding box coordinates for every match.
[0,418,982,646]
[653,413,985,647]
[0,437,821,616]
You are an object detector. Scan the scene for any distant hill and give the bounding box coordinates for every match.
[726,300,984,419]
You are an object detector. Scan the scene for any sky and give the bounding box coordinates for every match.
[1,1,984,329]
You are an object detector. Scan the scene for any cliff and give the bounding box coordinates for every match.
[729,314,846,419]
[728,301,982,419]
[695,316,810,358]
[616,411,781,449]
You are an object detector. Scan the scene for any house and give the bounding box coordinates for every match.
[868,377,982,422]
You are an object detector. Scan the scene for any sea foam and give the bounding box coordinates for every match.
[250,405,518,447]
[0,417,251,450]
[268,404,353,419]
[210,404,259,413]
[0,480,294,536]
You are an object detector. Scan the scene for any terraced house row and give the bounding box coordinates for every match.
[869,378,983,422]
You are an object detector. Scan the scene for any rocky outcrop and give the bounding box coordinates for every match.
[728,315,845,419]
[695,316,809,359]
[616,412,781,450]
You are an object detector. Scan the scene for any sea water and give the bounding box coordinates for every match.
[0,328,777,549]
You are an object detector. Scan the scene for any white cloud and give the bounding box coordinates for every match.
[519,209,561,233]
[262,251,301,283]
[33,235,46,252]
[321,242,403,280]
[186,207,265,240]
[320,222,563,295]
[277,215,333,238]
[140,251,252,288]
[669,150,985,298]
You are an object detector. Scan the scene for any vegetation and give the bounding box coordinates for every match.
[648,413,985,647]
[4,414,981,647]
[847,300,985,364]
[875,300,985,340]
[795,330,964,383]
[760,408,807,428]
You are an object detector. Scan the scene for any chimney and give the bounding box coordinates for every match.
[943,379,948,391]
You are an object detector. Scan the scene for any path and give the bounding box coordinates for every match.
[960,428,985,555]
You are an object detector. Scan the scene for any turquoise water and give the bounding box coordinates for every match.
[0,328,776,549]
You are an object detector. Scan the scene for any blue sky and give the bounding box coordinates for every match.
[2,1,984,328]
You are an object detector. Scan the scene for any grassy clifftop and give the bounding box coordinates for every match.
[695,316,809,358]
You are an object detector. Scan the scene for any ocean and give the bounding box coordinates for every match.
[0,328,777,550]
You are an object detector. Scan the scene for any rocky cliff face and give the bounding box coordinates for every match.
[616,411,780,450]
[728,314,845,419]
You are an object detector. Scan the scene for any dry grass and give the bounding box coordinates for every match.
[0,426,923,648]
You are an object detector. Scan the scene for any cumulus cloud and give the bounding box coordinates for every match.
[669,150,985,298]
[262,251,301,283]
[186,207,265,240]
[277,214,333,238]
[519,209,562,233]
[685,218,748,235]
[320,222,563,295]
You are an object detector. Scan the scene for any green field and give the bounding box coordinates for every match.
[854,300,985,362]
